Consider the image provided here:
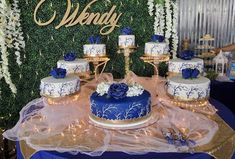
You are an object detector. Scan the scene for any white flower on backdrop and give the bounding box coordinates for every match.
[0,0,25,96]
[147,0,179,58]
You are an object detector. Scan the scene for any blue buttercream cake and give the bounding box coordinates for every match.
[89,82,152,127]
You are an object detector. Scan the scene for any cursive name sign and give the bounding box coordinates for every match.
[34,0,123,35]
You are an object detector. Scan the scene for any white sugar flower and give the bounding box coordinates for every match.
[127,84,144,97]
[96,82,111,96]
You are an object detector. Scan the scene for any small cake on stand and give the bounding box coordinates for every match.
[117,27,137,75]
[57,52,90,82]
[83,36,110,80]
[40,68,81,105]
[141,35,170,76]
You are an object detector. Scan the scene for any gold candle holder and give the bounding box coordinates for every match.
[140,54,170,76]
[84,56,110,80]
[117,46,137,76]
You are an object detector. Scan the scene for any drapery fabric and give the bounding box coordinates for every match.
[3,73,235,159]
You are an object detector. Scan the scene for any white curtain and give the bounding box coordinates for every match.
[178,0,235,50]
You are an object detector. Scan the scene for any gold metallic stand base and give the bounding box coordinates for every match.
[117,46,137,76]
[141,54,170,76]
[84,56,110,80]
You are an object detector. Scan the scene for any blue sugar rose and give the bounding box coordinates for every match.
[88,35,101,44]
[50,68,67,79]
[179,50,195,60]
[182,68,200,79]
[121,27,133,35]
[182,68,192,79]
[151,35,165,42]
[64,52,77,61]
[191,68,200,78]
[108,83,129,99]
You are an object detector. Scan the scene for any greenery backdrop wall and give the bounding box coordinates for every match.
[0,0,176,127]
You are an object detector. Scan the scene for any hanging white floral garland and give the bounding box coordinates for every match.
[147,0,178,58]
[147,0,155,16]
[154,3,164,35]
[164,0,172,45]
[0,0,25,95]
[171,0,179,58]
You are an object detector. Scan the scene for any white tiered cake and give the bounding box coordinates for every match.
[40,68,80,98]
[168,58,204,74]
[83,44,106,57]
[145,35,169,56]
[57,59,90,74]
[118,27,135,48]
[119,35,135,48]
[167,76,210,101]
[84,36,106,57]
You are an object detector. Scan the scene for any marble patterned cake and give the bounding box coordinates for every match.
[118,27,135,48]
[83,44,106,57]
[119,35,135,48]
[57,59,90,74]
[89,82,152,128]
[40,69,80,98]
[167,76,210,101]
[145,42,169,56]
[168,58,204,74]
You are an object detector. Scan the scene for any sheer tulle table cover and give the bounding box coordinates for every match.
[4,73,234,159]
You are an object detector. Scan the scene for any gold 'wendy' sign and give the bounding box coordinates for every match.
[34,0,123,35]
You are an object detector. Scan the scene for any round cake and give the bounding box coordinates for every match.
[169,58,204,74]
[40,75,80,98]
[83,44,106,57]
[119,35,135,48]
[57,59,90,74]
[145,42,169,56]
[89,83,152,128]
[167,76,210,101]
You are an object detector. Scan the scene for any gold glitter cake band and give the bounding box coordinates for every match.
[166,92,209,102]
[89,113,152,125]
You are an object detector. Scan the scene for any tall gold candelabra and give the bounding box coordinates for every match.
[117,46,137,76]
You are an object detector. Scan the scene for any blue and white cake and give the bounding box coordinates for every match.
[84,36,106,57]
[169,50,204,75]
[118,27,135,48]
[145,35,169,56]
[168,58,204,74]
[57,59,90,74]
[167,68,210,101]
[89,82,152,128]
[40,68,80,98]
[57,52,90,74]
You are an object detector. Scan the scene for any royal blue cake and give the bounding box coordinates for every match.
[89,82,152,128]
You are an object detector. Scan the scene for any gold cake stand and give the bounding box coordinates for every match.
[141,54,170,76]
[84,56,110,80]
[117,46,137,76]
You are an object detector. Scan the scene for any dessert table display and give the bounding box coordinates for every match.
[3,72,235,159]
[3,29,235,159]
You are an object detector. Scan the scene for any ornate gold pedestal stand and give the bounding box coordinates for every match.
[117,46,137,75]
[84,56,110,80]
[140,54,170,76]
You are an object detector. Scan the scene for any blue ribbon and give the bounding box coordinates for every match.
[151,35,165,42]
[88,36,101,44]
[121,27,133,35]
[50,68,67,79]
[182,68,200,79]
[179,50,195,60]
